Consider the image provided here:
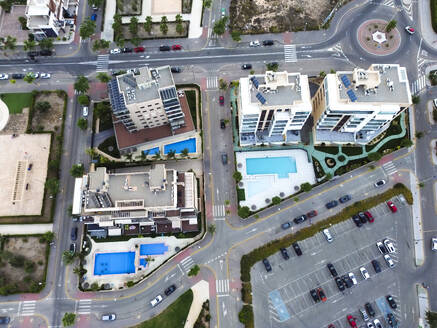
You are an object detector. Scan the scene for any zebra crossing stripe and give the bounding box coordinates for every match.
[284,45,297,63]
[382,161,397,175]
[96,55,110,72]
[213,205,226,217]
[411,75,426,95]
[216,279,229,294]
[180,256,194,271]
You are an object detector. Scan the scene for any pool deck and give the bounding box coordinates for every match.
[83,236,194,290]
[236,149,316,210]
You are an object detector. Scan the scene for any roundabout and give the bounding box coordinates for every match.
[356,19,401,56]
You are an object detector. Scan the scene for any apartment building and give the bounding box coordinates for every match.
[72,164,199,237]
[25,0,77,39]
[237,70,312,146]
[312,64,412,144]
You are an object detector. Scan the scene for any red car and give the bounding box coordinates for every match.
[219,96,224,105]
[307,210,318,218]
[347,315,357,328]
[134,46,145,53]
[328,325,336,328]
[317,287,327,302]
[172,44,182,50]
[364,211,374,223]
[387,201,397,213]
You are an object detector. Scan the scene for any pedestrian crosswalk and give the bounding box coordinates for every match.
[213,204,226,218]
[284,45,297,63]
[410,74,427,95]
[206,76,218,89]
[382,161,397,175]
[370,0,396,8]
[216,279,229,295]
[179,256,195,273]
[417,57,426,72]
[77,299,92,314]
[96,54,109,72]
[19,300,36,316]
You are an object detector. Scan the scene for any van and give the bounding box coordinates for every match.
[101,313,116,321]
[150,295,163,307]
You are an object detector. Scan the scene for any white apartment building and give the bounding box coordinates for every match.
[25,0,77,39]
[312,64,412,144]
[237,71,312,146]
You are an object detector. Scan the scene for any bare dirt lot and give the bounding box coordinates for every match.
[32,92,65,132]
[0,108,29,135]
[0,236,47,295]
[230,0,343,33]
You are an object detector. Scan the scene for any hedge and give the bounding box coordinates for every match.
[432,0,437,33]
[238,183,412,327]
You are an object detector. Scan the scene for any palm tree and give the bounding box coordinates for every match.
[125,153,133,162]
[135,151,148,162]
[181,148,189,157]
[62,250,76,265]
[167,150,176,159]
[153,150,161,160]
[23,39,36,51]
[85,148,98,159]
[73,266,82,276]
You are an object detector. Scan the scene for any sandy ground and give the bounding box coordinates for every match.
[152,0,181,14]
[0,107,29,135]
[0,134,50,216]
[184,280,209,328]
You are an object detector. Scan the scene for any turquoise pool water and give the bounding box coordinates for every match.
[247,179,271,198]
[164,138,196,154]
[143,147,159,155]
[94,252,135,275]
[246,157,297,178]
[140,243,168,255]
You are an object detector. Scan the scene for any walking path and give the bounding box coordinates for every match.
[0,223,52,234]
[418,0,437,50]
[184,280,209,328]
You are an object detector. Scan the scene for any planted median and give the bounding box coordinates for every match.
[238,183,413,328]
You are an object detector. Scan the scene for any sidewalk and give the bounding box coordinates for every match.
[418,0,437,49]
[0,223,52,234]
[184,280,209,328]
[417,284,431,328]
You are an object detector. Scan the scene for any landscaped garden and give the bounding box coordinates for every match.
[1,92,33,114]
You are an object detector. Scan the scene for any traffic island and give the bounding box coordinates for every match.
[356,19,401,56]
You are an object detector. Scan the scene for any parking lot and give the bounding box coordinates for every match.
[251,196,413,328]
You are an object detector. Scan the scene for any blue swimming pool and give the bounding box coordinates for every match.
[94,252,135,275]
[143,147,160,155]
[164,138,196,154]
[246,157,297,178]
[140,258,148,267]
[140,243,168,255]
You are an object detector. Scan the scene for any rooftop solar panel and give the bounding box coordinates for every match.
[341,75,351,88]
[346,89,357,102]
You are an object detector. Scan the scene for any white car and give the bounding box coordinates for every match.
[101,313,116,321]
[82,106,89,117]
[431,237,437,251]
[150,294,163,307]
[30,72,39,78]
[249,40,260,47]
[376,241,387,255]
[383,239,396,253]
[110,48,121,54]
[366,322,375,328]
[0,74,8,80]
[360,267,370,280]
[405,26,415,34]
[384,254,395,268]
[373,318,382,328]
[323,229,333,243]
[40,73,51,79]
[348,272,357,285]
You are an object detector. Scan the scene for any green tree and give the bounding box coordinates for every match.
[300,182,312,192]
[35,101,51,112]
[74,75,90,93]
[412,95,420,104]
[272,196,281,205]
[160,16,168,35]
[367,152,382,162]
[188,264,200,277]
[213,17,228,35]
[62,251,76,265]
[207,224,216,234]
[38,37,54,50]
[238,305,254,325]
[23,39,36,51]
[266,62,279,71]
[219,78,228,90]
[2,35,16,50]
[231,30,241,42]
[319,71,326,78]
[112,14,123,42]
[401,138,413,147]
[42,231,55,243]
[426,311,437,327]
[129,17,139,36]
[70,164,84,177]
[233,171,242,182]
[92,39,110,51]
[203,0,212,8]
[144,16,153,34]
[9,255,25,267]
[167,149,176,159]
[80,18,96,39]
[62,312,76,327]
[86,147,98,159]
[175,14,183,25]
[45,178,60,194]
[77,118,88,130]
[176,22,184,35]
[238,206,250,218]
[415,131,424,139]
[181,148,189,157]
[94,101,110,118]
[385,19,397,32]
[96,72,111,83]
[77,94,90,106]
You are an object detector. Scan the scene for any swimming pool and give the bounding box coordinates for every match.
[140,243,168,255]
[246,156,297,179]
[164,138,196,154]
[140,258,148,267]
[143,147,159,155]
[94,252,135,275]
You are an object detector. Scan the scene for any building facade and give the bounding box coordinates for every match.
[312,64,412,144]
[237,71,312,146]
[72,164,199,237]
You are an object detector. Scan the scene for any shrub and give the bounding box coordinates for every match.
[338,155,346,162]
[24,260,36,273]
[9,255,25,267]
[62,313,76,327]
[126,281,135,287]
[367,152,382,162]
[233,171,242,182]
[188,264,200,277]
[272,196,281,205]
[300,182,312,192]
[237,188,246,201]
[238,206,250,218]
[238,305,254,326]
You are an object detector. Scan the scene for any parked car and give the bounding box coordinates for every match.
[366,322,375,328]
[387,201,397,212]
[69,243,76,254]
[339,195,351,203]
[11,73,24,79]
[40,73,51,79]
[40,49,52,56]
[262,40,274,46]
[159,45,171,51]
[134,46,145,52]
[281,222,292,230]
[221,7,226,18]
[292,242,302,256]
[0,317,10,324]
[342,275,353,288]
[221,153,228,165]
[249,40,260,47]
[371,259,382,273]
[307,210,317,218]
[405,26,415,34]
[386,295,397,309]
[383,239,396,253]
[364,211,374,223]
[335,277,345,291]
[376,241,388,255]
[432,237,437,251]
[348,272,357,285]
[280,248,289,260]
[27,51,39,57]
[365,302,375,317]
[82,106,89,117]
[360,267,370,280]
[171,66,182,73]
[326,200,338,209]
[164,284,177,296]
[327,263,338,277]
[360,308,369,321]
[0,74,8,80]
[387,313,397,327]
[373,319,382,328]
[241,64,252,70]
[323,228,333,243]
[384,254,395,268]
[110,48,121,54]
[293,215,307,224]
[101,313,116,321]
[374,179,386,187]
[71,227,78,241]
[347,315,357,328]
[358,212,367,224]
[219,96,224,105]
[220,119,225,129]
[172,44,182,50]
[352,215,363,227]
[310,289,320,303]
[150,295,163,307]
[262,258,272,272]
[317,287,327,302]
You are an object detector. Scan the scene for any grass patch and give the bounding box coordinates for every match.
[237,188,246,201]
[185,90,197,128]
[1,92,33,114]
[314,146,339,155]
[341,146,364,156]
[134,289,193,328]
[98,136,120,158]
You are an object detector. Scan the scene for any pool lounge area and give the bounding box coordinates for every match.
[236,149,316,210]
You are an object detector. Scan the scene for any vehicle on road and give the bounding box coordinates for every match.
[82,106,89,117]
[384,254,395,268]
[292,242,302,256]
[365,302,375,317]
[150,295,163,307]
[376,242,388,255]
[69,243,76,254]
[221,153,228,165]
[364,211,374,223]
[71,227,78,241]
[40,49,52,56]
[0,74,8,80]
[387,313,397,326]
[326,200,338,209]
[263,40,274,46]
[335,277,345,291]
[280,248,289,260]
[352,214,362,227]
[310,289,320,303]
[40,73,51,79]
[373,319,382,328]
[386,295,397,309]
[0,317,10,324]
[281,222,292,230]
[358,212,367,224]
[366,322,375,328]
[387,201,397,212]
[101,313,116,321]
[348,272,357,285]
[347,315,357,328]
[164,284,177,296]
[219,96,224,105]
[171,67,182,73]
[249,40,260,47]
[159,45,171,51]
[262,258,272,272]
[374,179,386,187]
[360,308,369,321]
[91,13,97,21]
[172,44,182,50]
[241,63,252,70]
[293,214,307,224]
[323,228,333,243]
[432,237,437,251]
[405,26,415,34]
[383,239,396,253]
[307,210,317,218]
[221,8,226,18]
[110,48,121,54]
[360,267,370,280]
[317,287,327,302]
[434,99,437,109]
[220,119,225,129]
[134,46,145,52]
[327,263,338,277]
[371,259,381,273]
[339,195,351,203]
[11,73,24,79]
